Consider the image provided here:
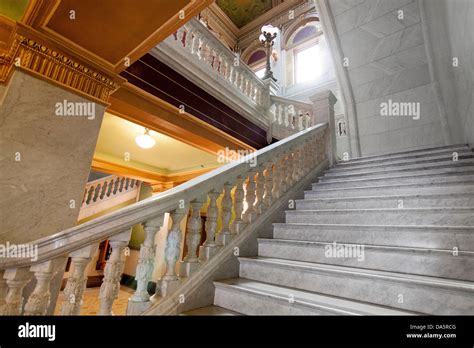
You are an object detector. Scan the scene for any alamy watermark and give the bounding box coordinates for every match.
[325,242,365,261]
[380,99,420,120]
[217,147,257,167]
[0,242,38,262]
[55,99,95,120]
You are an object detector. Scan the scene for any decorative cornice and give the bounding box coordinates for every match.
[0,18,124,104]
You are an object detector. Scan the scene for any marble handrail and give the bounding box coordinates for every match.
[0,123,329,316]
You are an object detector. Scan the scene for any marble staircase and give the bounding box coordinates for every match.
[206,144,474,315]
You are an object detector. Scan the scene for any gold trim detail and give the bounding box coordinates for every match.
[14,35,119,103]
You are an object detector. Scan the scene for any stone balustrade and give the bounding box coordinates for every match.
[82,176,141,208]
[0,91,336,316]
[270,95,314,139]
[152,18,270,130]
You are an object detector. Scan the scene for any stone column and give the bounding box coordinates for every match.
[309,90,337,166]
[216,181,234,246]
[199,189,221,261]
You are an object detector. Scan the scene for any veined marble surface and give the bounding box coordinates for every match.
[0,71,105,244]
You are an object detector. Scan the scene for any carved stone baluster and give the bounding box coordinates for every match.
[191,32,201,56]
[2,268,32,315]
[128,216,164,313]
[286,149,294,188]
[60,244,97,315]
[183,25,193,52]
[0,270,6,314]
[231,175,246,234]
[272,156,281,200]
[263,161,274,208]
[279,152,289,193]
[24,259,62,315]
[254,164,265,215]
[199,189,221,261]
[98,230,131,315]
[160,207,188,297]
[198,38,207,61]
[217,181,234,246]
[243,168,257,223]
[180,196,206,277]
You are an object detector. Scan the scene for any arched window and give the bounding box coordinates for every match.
[286,23,323,84]
[247,50,267,78]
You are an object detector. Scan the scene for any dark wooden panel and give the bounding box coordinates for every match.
[121,53,270,149]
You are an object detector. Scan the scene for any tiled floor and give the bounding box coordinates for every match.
[54,286,133,316]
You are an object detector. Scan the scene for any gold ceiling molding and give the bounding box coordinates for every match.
[0,16,125,104]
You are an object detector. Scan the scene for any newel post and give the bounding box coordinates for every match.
[309,90,337,166]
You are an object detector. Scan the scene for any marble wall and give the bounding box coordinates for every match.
[327,0,450,156]
[423,0,474,146]
[0,71,105,244]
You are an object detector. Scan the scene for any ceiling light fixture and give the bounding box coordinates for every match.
[135,128,156,149]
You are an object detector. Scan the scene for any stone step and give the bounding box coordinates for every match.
[285,207,474,226]
[180,305,240,316]
[331,153,474,173]
[213,278,415,315]
[323,161,474,181]
[273,223,474,250]
[296,193,474,210]
[337,145,471,166]
[314,173,474,189]
[257,238,474,281]
[238,257,474,315]
[305,181,474,199]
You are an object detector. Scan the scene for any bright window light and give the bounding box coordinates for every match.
[255,67,266,78]
[295,44,321,83]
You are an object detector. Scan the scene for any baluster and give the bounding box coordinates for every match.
[183,25,193,51]
[175,27,185,47]
[86,186,94,204]
[99,181,108,200]
[242,168,257,223]
[272,156,281,200]
[98,230,131,315]
[197,38,206,60]
[191,32,201,56]
[24,259,62,315]
[296,142,305,180]
[291,147,300,183]
[2,268,32,315]
[199,189,221,261]
[278,104,283,125]
[254,164,265,215]
[286,149,294,188]
[216,181,234,246]
[228,65,235,83]
[129,216,164,311]
[160,207,188,297]
[279,152,289,193]
[180,196,207,277]
[61,244,97,315]
[82,188,88,205]
[0,270,6,313]
[231,175,246,234]
[263,161,274,208]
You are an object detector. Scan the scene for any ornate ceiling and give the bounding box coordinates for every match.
[216,0,274,28]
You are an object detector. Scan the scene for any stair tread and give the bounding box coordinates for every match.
[273,222,474,231]
[315,172,474,185]
[238,257,474,291]
[338,144,469,163]
[215,278,416,315]
[257,237,474,255]
[336,148,473,167]
[307,180,474,193]
[287,207,474,212]
[297,192,474,202]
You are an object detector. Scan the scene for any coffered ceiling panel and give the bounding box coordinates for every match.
[216,0,273,28]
